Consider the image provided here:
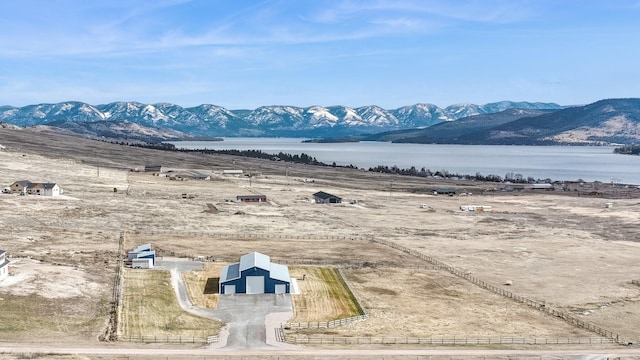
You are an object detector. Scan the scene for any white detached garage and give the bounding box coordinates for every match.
[219,252,291,295]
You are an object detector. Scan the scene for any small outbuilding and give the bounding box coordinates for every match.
[219,252,291,295]
[127,243,156,267]
[236,195,267,203]
[313,191,342,204]
[223,169,244,176]
[0,249,9,281]
[432,188,457,196]
[144,165,163,173]
[460,205,492,212]
[531,183,554,190]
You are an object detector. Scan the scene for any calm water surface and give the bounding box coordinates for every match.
[170,138,640,185]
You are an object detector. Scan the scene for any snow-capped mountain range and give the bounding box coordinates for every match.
[0,101,563,138]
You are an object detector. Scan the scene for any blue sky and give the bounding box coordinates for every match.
[0,0,638,109]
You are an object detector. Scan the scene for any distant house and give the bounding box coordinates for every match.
[9,180,63,196]
[432,188,457,196]
[127,243,156,268]
[223,169,244,176]
[27,183,62,196]
[313,191,342,204]
[531,183,554,190]
[219,252,291,295]
[0,249,9,281]
[237,195,267,203]
[169,171,211,181]
[144,165,163,173]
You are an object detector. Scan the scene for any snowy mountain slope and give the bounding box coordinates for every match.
[0,100,564,138]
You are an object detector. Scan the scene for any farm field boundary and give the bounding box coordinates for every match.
[370,237,629,345]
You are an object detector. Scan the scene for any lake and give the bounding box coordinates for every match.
[169,138,640,185]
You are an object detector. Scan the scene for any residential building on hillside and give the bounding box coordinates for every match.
[313,191,342,204]
[9,180,63,196]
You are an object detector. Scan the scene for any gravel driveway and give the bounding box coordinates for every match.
[156,258,296,350]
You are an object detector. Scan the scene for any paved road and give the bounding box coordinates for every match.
[156,258,296,350]
[1,343,639,358]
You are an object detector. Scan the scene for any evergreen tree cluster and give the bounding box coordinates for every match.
[614,145,640,155]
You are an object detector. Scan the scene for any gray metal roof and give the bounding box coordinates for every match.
[220,263,240,283]
[132,244,151,253]
[136,250,155,258]
[220,252,290,284]
[0,250,8,269]
[313,191,341,200]
[240,252,271,272]
[13,180,33,187]
[269,262,291,282]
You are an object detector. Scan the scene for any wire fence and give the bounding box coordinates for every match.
[284,267,369,330]
[284,335,616,346]
[122,230,630,346]
[128,230,370,242]
[369,237,629,345]
[285,315,370,330]
[119,335,213,344]
[100,231,125,342]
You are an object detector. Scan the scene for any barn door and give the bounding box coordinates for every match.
[246,276,265,294]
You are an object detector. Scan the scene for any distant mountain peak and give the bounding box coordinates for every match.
[0,99,566,138]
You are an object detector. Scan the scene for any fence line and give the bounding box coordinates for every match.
[369,237,629,345]
[129,230,371,242]
[284,315,370,330]
[120,335,211,344]
[123,230,629,345]
[284,267,370,330]
[100,231,125,342]
[284,336,616,346]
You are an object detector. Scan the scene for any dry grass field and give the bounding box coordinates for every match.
[289,266,363,322]
[182,262,224,309]
[120,269,223,339]
[1,128,640,349]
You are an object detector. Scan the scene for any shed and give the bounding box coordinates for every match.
[313,191,342,204]
[531,183,554,190]
[127,243,155,267]
[144,165,163,173]
[131,258,153,269]
[460,205,492,212]
[237,195,267,203]
[219,252,291,295]
[432,188,457,196]
[223,169,244,176]
[0,249,9,281]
